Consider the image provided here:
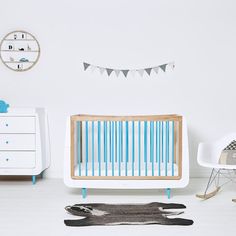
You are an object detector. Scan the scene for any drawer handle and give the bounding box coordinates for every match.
[5,124,9,127]
[6,158,9,161]
[6,141,9,144]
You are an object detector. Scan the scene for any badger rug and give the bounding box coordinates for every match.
[64,202,194,227]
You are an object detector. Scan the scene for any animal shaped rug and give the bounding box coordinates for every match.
[64,202,193,227]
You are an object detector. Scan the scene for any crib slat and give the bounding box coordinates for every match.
[125,121,129,176]
[132,121,135,176]
[172,121,175,176]
[150,121,154,176]
[144,121,147,176]
[92,121,95,176]
[119,121,122,176]
[77,121,81,176]
[165,121,169,176]
[115,121,118,163]
[104,121,108,176]
[138,121,141,176]
[109,121,111,162]
[118,121,121,176]
[112,121,115,176]
[98,121,101,176]
[161,121,164,163]
[156,121,159,163]
[167,121,169,163]
[85,121,89,176]
[103,121,106,162]
[121,122,123,162]
[156,121,161,176]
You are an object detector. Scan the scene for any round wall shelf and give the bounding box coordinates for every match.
[0,30,40,72]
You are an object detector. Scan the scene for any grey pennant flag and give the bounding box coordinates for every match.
[83,62,90,71]
[122,70,129,77]
[106,68,113,76]
[145,68,152,76]
[159,64,167,72]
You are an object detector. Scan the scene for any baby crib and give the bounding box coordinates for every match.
[64,114,189,198]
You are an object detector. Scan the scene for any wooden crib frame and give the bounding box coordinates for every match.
[64,114,189,198]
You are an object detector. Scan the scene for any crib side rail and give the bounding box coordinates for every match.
[70,115,182,180]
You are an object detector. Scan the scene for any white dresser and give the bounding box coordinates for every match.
[0,108,50,184]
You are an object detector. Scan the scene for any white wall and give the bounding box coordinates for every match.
[0,0,236,178]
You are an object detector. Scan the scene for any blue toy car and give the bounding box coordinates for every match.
[0,100,9,113]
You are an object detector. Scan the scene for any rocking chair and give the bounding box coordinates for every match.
[196,133,236,201]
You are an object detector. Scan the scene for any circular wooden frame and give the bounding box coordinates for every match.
[0,30,40,72]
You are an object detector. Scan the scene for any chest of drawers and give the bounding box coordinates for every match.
[0,108,50,184]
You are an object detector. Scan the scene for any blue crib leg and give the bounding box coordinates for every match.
[82,188,87,199]
[166,188,171,199]
[32,175,36,185]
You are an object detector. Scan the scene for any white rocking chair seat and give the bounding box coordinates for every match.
[197,132,236,201]
[197,132,236,170]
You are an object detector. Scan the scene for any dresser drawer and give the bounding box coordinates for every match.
[0,117,35,133]
[0,134,35,151]
[0,152,35,168]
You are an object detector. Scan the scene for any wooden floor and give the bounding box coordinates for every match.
[0,178,236,236]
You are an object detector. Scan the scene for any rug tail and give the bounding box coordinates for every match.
[64,219,91,227]
[168,218,194,226]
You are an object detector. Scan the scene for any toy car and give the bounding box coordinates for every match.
[19,58,29,62]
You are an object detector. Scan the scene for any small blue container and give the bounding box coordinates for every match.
[0,100,9,113]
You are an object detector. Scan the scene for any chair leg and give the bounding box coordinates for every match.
[196,168,221,200]
[204,168,215,196]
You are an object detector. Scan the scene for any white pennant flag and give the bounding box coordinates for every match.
[137,69,145,77]
[168,62,175,70]
[130,70,136,77]
[90,65,96,73]
[153,67,159,74]
[99,67,105,75]
[114,70,120,77]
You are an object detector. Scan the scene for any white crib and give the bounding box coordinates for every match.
[64,114,189,198]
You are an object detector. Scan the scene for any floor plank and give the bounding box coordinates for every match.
[0,178,235,236]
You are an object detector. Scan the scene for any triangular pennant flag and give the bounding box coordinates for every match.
[122,70,129,77]
[90,65,96,72]
[168,62,175,70]
[106,68,113,76]
[159,64,167,72]
[153,67,159,74]
[130,70,136,77]
[114,70,120,77]
[145,68,152,76]
[99,67,105,74]
[137,69,145,77]
[83,62,90,71]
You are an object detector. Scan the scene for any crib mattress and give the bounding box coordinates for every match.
[74,162,179,177]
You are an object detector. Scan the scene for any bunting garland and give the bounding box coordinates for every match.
[83,61,175,78]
